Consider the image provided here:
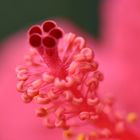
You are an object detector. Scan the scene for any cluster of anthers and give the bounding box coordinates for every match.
[16,20,138,140]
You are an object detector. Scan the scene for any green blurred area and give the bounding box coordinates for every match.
[0,0,99,42]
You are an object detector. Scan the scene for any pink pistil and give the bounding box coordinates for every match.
[16,20,139,140]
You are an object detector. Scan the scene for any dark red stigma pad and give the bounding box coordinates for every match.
[28,25,42,35]
[43,36,56,48]
[49,28,63,39]
[29,34,41,47]
[42,21,56,33]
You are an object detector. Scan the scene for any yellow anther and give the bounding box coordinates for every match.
[63,130,73,139]
[77,133,85,140]
[126,112,138,123]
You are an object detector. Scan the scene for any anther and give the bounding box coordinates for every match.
[35,107,47,117]
[55,119,66,128]
[126,112,138,124]
[27,87,39,97]
[86,78,98,90]
[77,133,86,140]
[21,93,32,103]
[36,95,50,104]
[54,78,65,88]
[15,65,27,73]
[42,72,54,83]
[63,90,73,101]
[72,97,83,105]
[91,61,98,71]
[31,79,43,89]
[68,61,78,74]
[79,112,90,120]
[55,107,65,119]
[47,90,58,100]
[94,71,104,81]
[74,54,86,61]
[90,115,99,121]
[73,37,86,50]
[17,69,28,81]
[63,130,73,139]
[80,48,94,61]
[64,76,75,87]
[16,81,25,92]
[87,97,99,106]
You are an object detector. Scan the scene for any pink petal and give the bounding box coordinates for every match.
[99,0,140,133]
[0,32,62,140]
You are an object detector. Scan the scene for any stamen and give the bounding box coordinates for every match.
[80,48,93,61]
[36,95,50,104]
[87,97,99,106]
[63,130,73,139]
[79,112,90,120]
[77,133,85,140]
[27,87,39,97]
[42,72,55,83]
[17,69,28,81]
[16,81,25,92]
[126,112,138,123]
[35,107,47,117]
[72,97,83,105]
[21,93,32,103]
[31,79,42,89]
[63,90,73,101]
[55,107,65,118]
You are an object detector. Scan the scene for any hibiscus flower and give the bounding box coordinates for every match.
[0,0,140,140]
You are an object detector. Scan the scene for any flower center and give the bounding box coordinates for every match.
[16,20,139,140]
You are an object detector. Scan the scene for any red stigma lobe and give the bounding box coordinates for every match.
[42,20,56,32]
[28,25,42,35]
[29,34,41,47]
[49,27,63,39]
[27,20,64,73]
[43,36,56,48]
